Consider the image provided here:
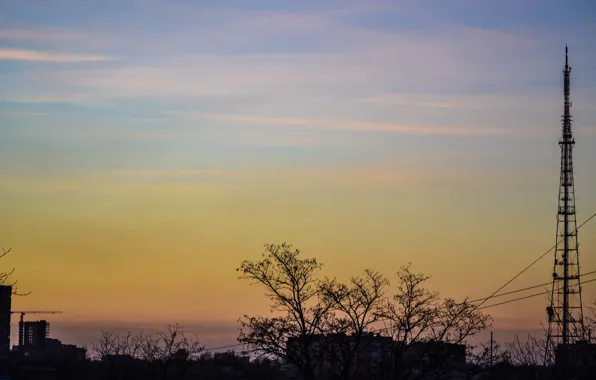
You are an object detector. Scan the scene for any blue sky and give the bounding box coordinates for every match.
[2,0,596,348]
[1,0,595,188]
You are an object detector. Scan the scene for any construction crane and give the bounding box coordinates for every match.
[11,311,63,347]
[11,311,63,325]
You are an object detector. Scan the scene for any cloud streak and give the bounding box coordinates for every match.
[0,29,91,43]
[193,112,515,136]
[0,162,554,195]
[111,169,248,179]
[0,48,113,62]
[0,178,82,192]
[7,22,565,101]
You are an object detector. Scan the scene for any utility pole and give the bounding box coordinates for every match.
[545,46,586,368]
[490,331,494,367]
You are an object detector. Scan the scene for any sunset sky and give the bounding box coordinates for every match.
[1,0,596,349]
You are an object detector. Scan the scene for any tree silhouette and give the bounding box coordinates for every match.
[92,324,203,380]
[586,301,596,342]
[380,264,491,379]
[238,245,492,380]
[237,243,331,380]
[319,269,389,380]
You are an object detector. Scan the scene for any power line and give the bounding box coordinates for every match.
[203,343,243,351]
[219,272,596,348]
[474,211,596,309]
[204,212,596,352]
[227,276,595,350]
[469,270,596,303]
[478,277,596,310]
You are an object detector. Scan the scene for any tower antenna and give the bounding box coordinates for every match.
[545,45,586,364]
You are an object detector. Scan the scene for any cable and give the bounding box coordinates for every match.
[474,211,596,309]
[478,277,596,310]
[469,270,596,303]
[234,276,593,350]
[208,214,596,352]
[203,343,243,351]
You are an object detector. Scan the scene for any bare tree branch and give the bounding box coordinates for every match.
[92,325,203,380]
[381,264,491,379]
[505,333,549,367]
[238,243,332,380]
[319,269,389,380]
[0,248,31,296]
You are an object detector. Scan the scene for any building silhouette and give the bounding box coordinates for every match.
[45,339,87,361]
[20,320,50,349]
[402,341,466,378]
[10,319,87,362]
[555,341,596,378]
[286,333,466,379]
[0,286,11,358]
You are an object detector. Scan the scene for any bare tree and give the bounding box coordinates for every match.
[238,250,491,380]
[586,301,596,342]
[237,243,332,380]
[466,339,510,379]
[430,298,492,344]
[92,324,203,380]
[151,324,203,380]
[93,330,145,359]
[381,264,492,379]
[319,269,389,380]
[505,334,549,367]
[92,330,146,380]
[467,340,509,367]
[0,248,30,296]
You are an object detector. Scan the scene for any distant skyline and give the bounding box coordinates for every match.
[1,0,596,349]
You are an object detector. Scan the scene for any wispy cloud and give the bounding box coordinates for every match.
[0,29,90,43]
[0,162,553,194]
[0,49,113,62]
[284,164,553,189]
[0,178,82,192]
[0,93,97,104]
[355,91,563,110]
[12,22,561,101]
[0,169,248,194]
[0,109,46,117]
[110,169,248,179]
[191,112,514,136]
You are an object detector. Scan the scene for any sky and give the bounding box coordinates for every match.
[1,0,596,350]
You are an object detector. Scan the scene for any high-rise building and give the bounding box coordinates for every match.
[0,286,11,357]
[21,320,50,349]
